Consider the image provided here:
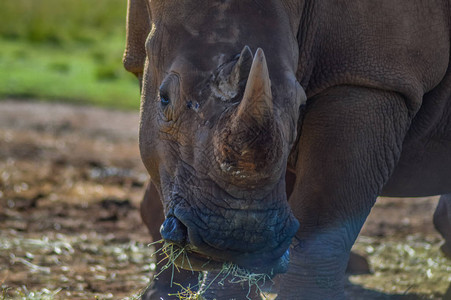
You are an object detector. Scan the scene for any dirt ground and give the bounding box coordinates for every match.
[0,100,450,299]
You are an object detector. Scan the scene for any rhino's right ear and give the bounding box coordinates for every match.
[123,0,151,78]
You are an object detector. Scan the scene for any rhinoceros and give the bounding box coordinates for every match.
[123,0,451,299]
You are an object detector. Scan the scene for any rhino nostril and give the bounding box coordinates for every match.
[160,216,188,246]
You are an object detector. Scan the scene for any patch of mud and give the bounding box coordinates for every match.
[0,100,151,299]
[0,100,449,299]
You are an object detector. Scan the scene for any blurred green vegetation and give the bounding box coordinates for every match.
[0,0,140,110]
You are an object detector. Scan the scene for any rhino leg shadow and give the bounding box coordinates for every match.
[346,251,371,274]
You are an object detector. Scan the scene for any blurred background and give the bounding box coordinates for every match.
[0,0,139,109]
[0,1,450,299]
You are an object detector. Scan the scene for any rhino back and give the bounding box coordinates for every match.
[299,0,449,110]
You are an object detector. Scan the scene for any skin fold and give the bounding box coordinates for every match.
[123,0,451,299]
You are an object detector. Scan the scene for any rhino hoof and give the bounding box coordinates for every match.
[440,242,451,259]
[346,251,371,275]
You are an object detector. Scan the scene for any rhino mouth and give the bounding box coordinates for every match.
[160,211,297,276]
[166,243,290,276]
[164,244,224,271]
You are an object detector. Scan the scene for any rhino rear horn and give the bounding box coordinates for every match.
[235,48,273,126]
[215,45,253,100]
[229,45,254,89]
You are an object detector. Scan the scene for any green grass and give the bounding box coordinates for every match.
[0,0,141,110]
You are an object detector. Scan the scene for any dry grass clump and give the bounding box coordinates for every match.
[169,283,202,300]
[215,263,273,298]
[149,240,273,300]
[150,240,195,286]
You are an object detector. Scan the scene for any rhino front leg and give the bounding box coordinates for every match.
[277,86,412,299]
[434,194,451,258]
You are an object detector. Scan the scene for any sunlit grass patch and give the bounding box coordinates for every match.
[0,231,152,299]
[1,287,62,300]
[350,234,450,298]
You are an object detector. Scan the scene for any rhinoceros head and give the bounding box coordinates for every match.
[124,0,306,274]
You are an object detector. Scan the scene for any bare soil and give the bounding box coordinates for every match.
[0,100,449,299]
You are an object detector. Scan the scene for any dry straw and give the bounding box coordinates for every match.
[148,240,273,300]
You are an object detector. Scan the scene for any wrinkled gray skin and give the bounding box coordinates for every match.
[123,0,451,299]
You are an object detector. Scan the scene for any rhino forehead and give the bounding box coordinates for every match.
[182,0,240,42]
[186,19,240,45]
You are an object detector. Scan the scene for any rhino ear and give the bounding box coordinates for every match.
[123,0,151,78]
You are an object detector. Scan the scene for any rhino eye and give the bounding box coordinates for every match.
[158,74,179,121]
[159,93,171,107]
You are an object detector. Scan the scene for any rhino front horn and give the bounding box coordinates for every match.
[214,48,282,183]
[235,48,273,126]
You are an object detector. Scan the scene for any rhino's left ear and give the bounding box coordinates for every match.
[123,0,151,78]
